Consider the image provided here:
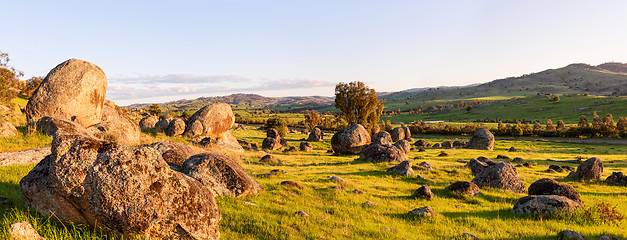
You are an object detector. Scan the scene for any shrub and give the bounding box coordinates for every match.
[266,117,288,137]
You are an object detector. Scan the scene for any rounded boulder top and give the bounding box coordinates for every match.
[184,103,235,137]
[25,59,107,127]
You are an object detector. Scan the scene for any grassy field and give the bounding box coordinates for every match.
[382,95,627,124]
[1,127,626,239]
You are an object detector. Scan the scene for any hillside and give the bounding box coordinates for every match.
[128,93,335,112]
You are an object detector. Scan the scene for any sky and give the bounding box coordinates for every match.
[3,0,627,106]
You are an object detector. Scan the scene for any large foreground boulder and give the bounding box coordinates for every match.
[183,153,264,198]
[0,120,18,137]
[183,103,235,138]
[528,178,581,203]
[20,133,221,239]
[25,59,107,127]
[472,162,526,193]
[87,100,141,145]
[567,157,603,181]
[331,124,371,155]
[466,129,494,150]
[511,195,580,215]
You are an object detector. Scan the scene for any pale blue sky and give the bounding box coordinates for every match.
[4,1,627,105]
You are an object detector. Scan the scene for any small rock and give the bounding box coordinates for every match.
[414,185,434,200]
[508,147,517,152]
[418,148,426,152]
[496,154,510,159]
[523,162,531,167]
[241,201,257,206]
[280,181,303,189]
[352,189,364,194]
[432,143,441,148]
[299,142,313,152]
[597,235,621,240]
[362,201,376,207]
[326,149,334,154]
[387,160,415,176]
[549,165,565,172]
[260,154,282,166]
[416,174,425,180]
[410,206,437,217]
[447,181,481,197]
[9,221,45,240]
[512,157,523,163]
[417,161,433,172]
[546,169,557,173]
[296,211,310,218]
[462,232,479,239]
[438,151,448,157]
[328,176,344,182]
[606,172,627,186]
[557,230,584,240]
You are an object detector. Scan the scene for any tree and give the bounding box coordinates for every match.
[592,112,602,129]
[0,51,24,106]
[578,115,589,128]
[617,117,627,132]
[148,104,161,116]
[601,113,617,137]
[334,81,383,132]
[556,120,566,132]
[545,119,556,132]
[552,96,560,103]
[20,76,43,98]
[304,110,322,130]
[266,116,288,137]
[466,106,473,113]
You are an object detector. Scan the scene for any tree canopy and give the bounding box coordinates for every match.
[334,81,383,132]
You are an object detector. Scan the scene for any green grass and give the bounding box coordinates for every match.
[1,127,626,239]
[383,95,627,124]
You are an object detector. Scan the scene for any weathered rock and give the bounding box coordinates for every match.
[35,116,100,138]
[10,221,44,240]
[371,131,392,145]
[284,146,297,152]
[328,176,344,182]
[267,128,280,139]
[165,118,186,137]
[414,140,430,147]
[20,132,221,239]
[331,124,371,155]
[468,158,489,176]
[453,141,466,148]
[262,137,281,150]
[390,127,405,142]
[139,115,159,129]
[546,169,557,173]
[512,157,524,163]
[25,59,107,127]
[183,153,263,198]
[418,148,426,152]
[561,165,576,172]
[299,141,313,152]
[461,233,479,240]
[394,139,411,157]
[280,181,302,189]
[574,157,604,181]
[472,162,526,193]
[154,117,172,132]
[438,151,448,157]
[410,206,436,217]
[148,141,195,167]
[0,147,51,167]
[417,161,433,172]
[352,189,364,194]
[0,120,18,137]
[549,165,564,172]
[296,211,310,218]
[279,138,290,148]
[387,160,415,176]
[307,127,323,142]
[442,141,452,148]
[432,143,441,148]
[447,181,481,197]
[401,126,411,139]
[597,235,621,240]
[183,103,235,138]
[259,154,282,165]
[415,185,434,200]
[466,129,495,150]
[528,178,581,203]
[196,131,245,153]
[557,230,585,240]
[87,100,141,145]
[361,143,406,162]
[511,195,580,215]
[606,172,627,186]
[508,147,518,152]
[496,154,510,160]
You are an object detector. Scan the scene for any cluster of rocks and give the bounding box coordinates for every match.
[140,102,244,153]
[511,178,581,215]
[20,131,263,239]
[307,127,324,142]
[389,126,412,142]
[24,59,141,145]
[360,131,410,162]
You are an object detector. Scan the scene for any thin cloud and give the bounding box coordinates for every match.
[106,74,335,101]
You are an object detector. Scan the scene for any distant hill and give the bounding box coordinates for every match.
[382,63,627,110]
[128,93,334,111]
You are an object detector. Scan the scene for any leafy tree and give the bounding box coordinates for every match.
[601,113,617,137]
[592,112,602,129]
[0,51,24,106]
[20,76,43,98]
[304,110,322,130]
[552,96,560,103]
[578,115,589,128]
[556,120,566,132]
[533,122,543,134]
[334,81,383,132]
[266,116,287,137]
[545,119,556,132]
[148,104,161,116]
[617,117,627,132]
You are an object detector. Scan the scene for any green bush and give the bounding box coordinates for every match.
[265,117,287,137]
